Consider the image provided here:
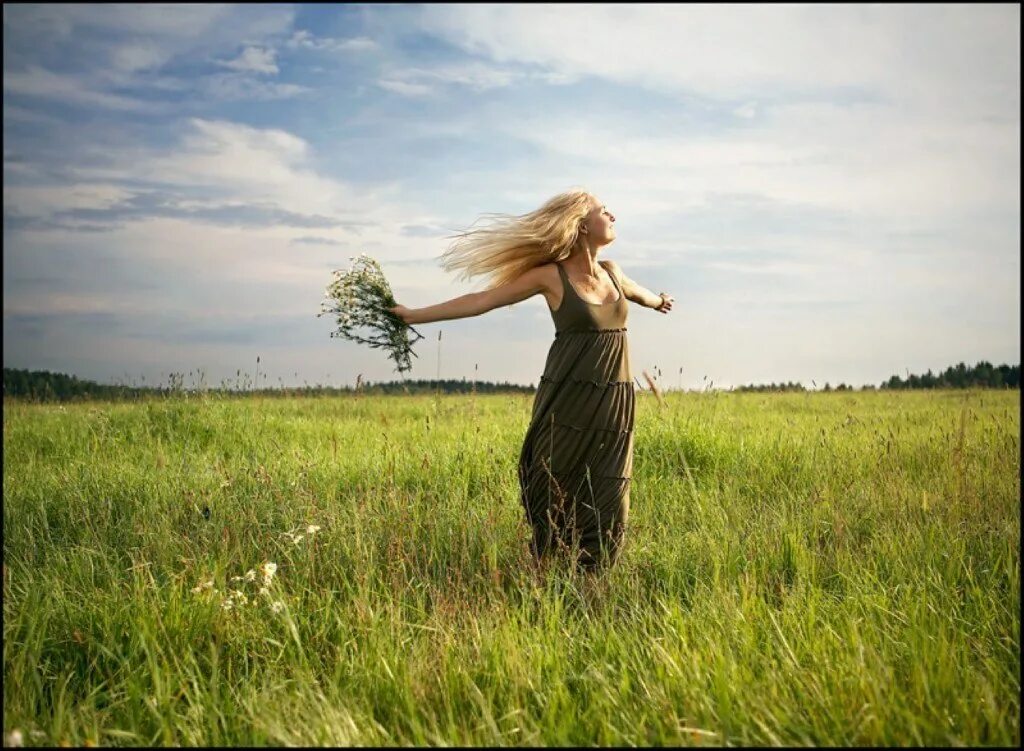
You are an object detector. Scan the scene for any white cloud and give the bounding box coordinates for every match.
[201,73,310,101]
[110,43,171,74]
[4,117,465,327]
[2,4,230,45]
[732,102,758,119]
[384,62,520,92]
[476,96,1018,221]
[4,184,136,216]
[376,60,581,97]
[66,118,348,219]
[4,4,297,105]
[2,65,164,112]
[217,46,279,75]
[352,5,1015,253]
[418,5,1018,118]
[377,79,436,98]
[286,30,379,53]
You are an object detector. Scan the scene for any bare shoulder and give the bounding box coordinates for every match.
[598,258,622,274]
[600,258,625,280]
[478,261,562,313]
[530,262,562,311]
[530,261,561,292]
[599,258,635,299]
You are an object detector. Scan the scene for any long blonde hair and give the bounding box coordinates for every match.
[437,189,596,291]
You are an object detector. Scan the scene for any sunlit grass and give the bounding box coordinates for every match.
[2,388,1019,746]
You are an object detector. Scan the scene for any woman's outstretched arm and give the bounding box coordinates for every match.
[390,265,549,325]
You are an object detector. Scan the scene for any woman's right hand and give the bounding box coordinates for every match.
[388,304,413,325]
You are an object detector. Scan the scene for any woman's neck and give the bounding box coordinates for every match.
[563,249,602,278]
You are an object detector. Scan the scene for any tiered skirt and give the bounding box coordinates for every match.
[517,329,635,569]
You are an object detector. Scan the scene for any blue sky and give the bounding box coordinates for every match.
[3,4,1019,390]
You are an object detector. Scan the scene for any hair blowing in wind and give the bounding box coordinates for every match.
[437,189,595,290]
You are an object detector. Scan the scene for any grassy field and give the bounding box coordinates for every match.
[2,388,1019,746]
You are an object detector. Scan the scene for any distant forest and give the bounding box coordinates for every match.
[733,360,1019,393]
[2,360,1019,403]
[1,370,533,402]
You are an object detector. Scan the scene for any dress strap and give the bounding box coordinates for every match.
[555,262,573,302]
[599,260,621,295]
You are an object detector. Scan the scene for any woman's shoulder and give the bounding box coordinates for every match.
[523,262,563,307]
[599,258,624,283]
[531,261,561,281]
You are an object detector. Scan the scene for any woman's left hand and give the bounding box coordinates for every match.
[656,293,674,314]
[387,304,413,325]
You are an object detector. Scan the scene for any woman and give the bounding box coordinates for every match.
[388,190,674,570]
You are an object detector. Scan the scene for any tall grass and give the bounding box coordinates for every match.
[2,388,1019,746]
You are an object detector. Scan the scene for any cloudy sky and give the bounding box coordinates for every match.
[3,4,1019,391]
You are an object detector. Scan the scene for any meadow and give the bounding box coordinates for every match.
[2,387,1019,746]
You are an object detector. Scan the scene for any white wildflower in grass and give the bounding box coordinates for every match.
[190,579,215,594]
[270,601,285,614]
[307,524,321,535]
[260,561,277,585]
[244,569,257,582]
[220,587,253,610]
[6,729,24,747]
[258,586,270,597]
[291,534,305,545]
[317,253,424,374]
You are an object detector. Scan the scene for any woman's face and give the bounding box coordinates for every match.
[581,198,616,246]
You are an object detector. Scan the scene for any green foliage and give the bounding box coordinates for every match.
[2,389,1019,746]
[880,360,1019,390]
[2,368,149,402]
[2,368,536,403]
[734,360,1020,392]
[318,254,425,374]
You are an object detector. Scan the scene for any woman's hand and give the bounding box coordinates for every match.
[387,304,414,325]
[655,293,674,314]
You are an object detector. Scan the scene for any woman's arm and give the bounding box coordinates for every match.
[390,265,550,325]
[603,259,674,313]
[398,293,480,325]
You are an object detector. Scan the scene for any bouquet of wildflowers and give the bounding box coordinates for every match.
[318,254,424,374]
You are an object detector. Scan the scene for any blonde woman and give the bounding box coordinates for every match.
[388,190,674,570]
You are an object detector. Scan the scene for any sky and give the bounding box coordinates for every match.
[3,3,1020,391]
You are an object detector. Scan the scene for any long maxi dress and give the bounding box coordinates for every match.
[517,259,635,569]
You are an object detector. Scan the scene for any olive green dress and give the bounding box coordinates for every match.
[518,259,634,569]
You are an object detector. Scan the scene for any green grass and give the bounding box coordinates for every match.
[2,388,1019,746]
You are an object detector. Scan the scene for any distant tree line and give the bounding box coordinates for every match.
[2,368,535,402]
[879,361,1018,390]
[2,368,150,402]
[5,360,1019,403]
[735,381,813,393]
[356,378,535,396]
[734,360,1019,393]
